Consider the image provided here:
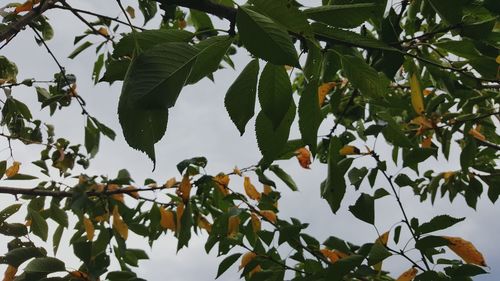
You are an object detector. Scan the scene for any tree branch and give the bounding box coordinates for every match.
[0,0,59,43]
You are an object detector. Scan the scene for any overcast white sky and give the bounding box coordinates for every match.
[0,0,499,280]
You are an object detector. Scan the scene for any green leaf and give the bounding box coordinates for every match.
[349,193,375,224]
[0,160,6,178]
[24,257,65,273]
[49,205,68,228]
[249,0,313,37]
[255,102,296,166]
[187,35,234,84]
[259,62,293,129]
[342,55,389,98]
[269,165,298,191]
[6,174,38,180]
[85,117,100,158]
[418,215,465,235]
[305,3,378,28]
[323,236,351,254]
[216,253,242,278]
[460,140,476,172]
[311,23,397,51]
[68,41,92,59]
[236,6,299,67]
[415,235,450,251]
[177,203,193,251]
[224,59,259,135]
[0,56,18,83]
[52,225,63,255]
[427,0,462,24]
[4,247,45,267]
[119,42,198,165]
[101,59,130,84]
[189,10,216,35]
[90,117,116,140]
[0,222,28,236]
[326,255,364,281]
[138,0,158,25]
[298,43,323,155]
[367,243,392,265]
[28,208,48,241]
[0,203,22,223]
[348,167,368,190]
[176,157,207,175]
[113,29,193,58]
[323,137,353,213]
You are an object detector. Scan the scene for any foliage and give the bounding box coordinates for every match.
[0,0,499,280]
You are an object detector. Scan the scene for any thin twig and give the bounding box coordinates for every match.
[59,0,111,41]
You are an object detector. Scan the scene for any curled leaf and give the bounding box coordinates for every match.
[396,267,417,281]
[250,212,261,233]
[244,177,261,200]
[240,252,257,270]
[3,265,17,281]
[318,82,336,106]
[213,173,230,196]
[410,74,424,115]
[295,147,312,169]
[164,177,177,188]
[112,206,128,240]
[260,210,277,224]
[159,206,176,231]
[197,216,212,233]
[339,145,360,156]
[176,202,185,233]
[227,215,240,238]
[5,161,21,178]
[177,174,191,202]
[442,236,487,266]
[83,217,94,241]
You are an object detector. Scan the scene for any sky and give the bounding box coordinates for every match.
[0,0,499,280]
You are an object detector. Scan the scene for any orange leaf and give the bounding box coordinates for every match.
[14,0,39,14]
[318,82,336,106]
[233,166,242,176]
[177,174,191,202]
[83,217,94,241]
[249,265,262,277]
[94,213,109,223]
[442,236,487,266]
[320,248,341,263]
[227,215,240,238]
[376,231,389,246]
[442,171,455,183]
[3,265,17,281]
[240,252,257,270]
[421,135,433,148]
[396,267,418,281]
[197,216,212,233]
[262,185,273,195]
[69,270,89,280]
[339,145,360,156]
[244,177,261,200]
[250,212,261,233]
[295,147,312,169]
[260,210,277,224]
[5,161,20,178]
[112,206,128,240]
[97,27,109,37]
[468,128,486,141]
[159,206,175,231]
[214,173,230,196]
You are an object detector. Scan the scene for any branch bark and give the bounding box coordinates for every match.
[0,0,60,43]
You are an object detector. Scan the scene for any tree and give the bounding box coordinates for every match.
[0,0,498,280]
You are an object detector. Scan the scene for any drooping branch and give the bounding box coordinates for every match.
[0,0,60,43]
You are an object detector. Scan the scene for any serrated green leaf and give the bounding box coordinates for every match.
[342,55,389,98]
[224,59,259,135]
[367,243,392,265]
[259,62,293,129]
[138,0,158,25]
[5,247,45,267]
[349,193,374,224]
[427,0,462,24]
[418,215,465,235]
[187,35,234,84]
[68,41,92,59]
[28,208,48,241]
[216,253,242,278]
[236,6,299,67]
[323,137,353,213]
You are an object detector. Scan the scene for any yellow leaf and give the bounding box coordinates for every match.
[97,27,109,37]
[83,217,94,241]
[233,166,242,176]
[214,173,230,196]
[295,147,312,169]
[318,82,336,106]
[320,248,341,263]
[442,171,455,183]
[227,215,240,238]
[69,270,89,280]
[442,236,487,266]
[396,267,418,281]
[263,185,273,195]
[339,145,360,156]
[240,252,257,270]
[421,135,433,148]
[164,177,177,188]
[373,231,390,272]
[244,177,261,200]
[124,186,139,199]
[197,216,212,233]
[468,128,486,141]
[260,210,277,224]
[176,202,184,233]
[112,206,128,240]
[177,174,191,202]
[14,0,39,14]
[125,6,135,19]
[3,265,17,281]
[5,161,20,178]
[159,206,176,231]
[250,212,261,233]
[410,74,425,115]
[496,55,500,64]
